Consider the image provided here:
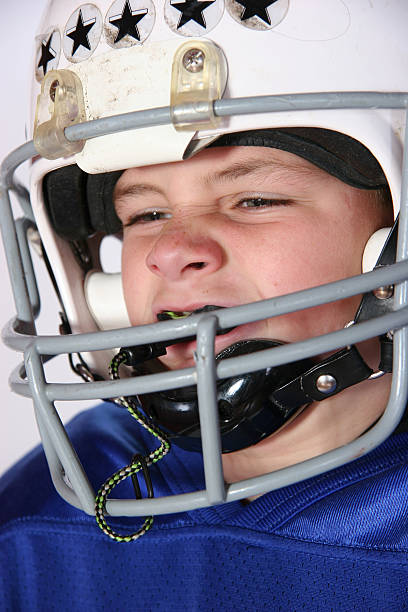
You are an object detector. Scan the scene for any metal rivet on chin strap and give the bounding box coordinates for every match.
[182,48,205,72]
[373,285,394,300]
[316,374,337,394]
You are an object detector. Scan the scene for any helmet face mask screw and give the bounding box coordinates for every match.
[182,48,205,73]
[316,374,337,394]
[49,80,59,102]
[373,285,394,300]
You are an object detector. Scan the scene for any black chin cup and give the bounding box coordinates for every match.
[138,340,315,453]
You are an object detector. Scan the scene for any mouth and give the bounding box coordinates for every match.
[157,305,233,336]
[154,304,267,369]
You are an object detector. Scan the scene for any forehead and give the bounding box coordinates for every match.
[118,145,329,187]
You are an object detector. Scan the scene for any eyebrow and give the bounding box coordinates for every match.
[114,156,316,204]
[202,157,317,186]
[114,183,165,203]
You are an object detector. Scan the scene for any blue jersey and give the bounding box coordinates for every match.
[1,402,408,611]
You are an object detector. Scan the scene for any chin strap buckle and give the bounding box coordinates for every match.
[271,345,374,412]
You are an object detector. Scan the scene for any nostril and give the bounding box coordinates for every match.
[188,262,207,270]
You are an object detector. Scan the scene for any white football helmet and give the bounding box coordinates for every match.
[1,0,408,541]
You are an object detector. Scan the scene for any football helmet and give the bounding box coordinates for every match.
[1,0,408,541]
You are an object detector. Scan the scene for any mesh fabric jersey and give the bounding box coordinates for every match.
[1,402,408,611]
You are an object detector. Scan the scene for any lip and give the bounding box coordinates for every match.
[162,319,265,368]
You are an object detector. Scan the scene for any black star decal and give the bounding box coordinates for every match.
[171,0,215,29]
[236,0,279,25]
[109,1,148,43]
[38,33,56,75]
[66,9,96,56]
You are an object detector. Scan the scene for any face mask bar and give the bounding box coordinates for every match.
[1,92,408,519]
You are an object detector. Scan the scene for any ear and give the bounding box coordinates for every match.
[362,227,392,273]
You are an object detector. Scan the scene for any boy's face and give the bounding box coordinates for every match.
[114,145,389,371]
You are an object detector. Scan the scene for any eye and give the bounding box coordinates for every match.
[236,197,292,209]
[124,210,172,227]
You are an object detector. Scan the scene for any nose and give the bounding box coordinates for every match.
[146,225,224,282]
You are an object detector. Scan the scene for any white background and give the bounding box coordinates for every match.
[0,1,95,476]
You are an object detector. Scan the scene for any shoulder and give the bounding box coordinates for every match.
[256,431,408,552]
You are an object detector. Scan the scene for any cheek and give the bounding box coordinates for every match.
[230,217,365,339]
[234,221,349,297]
[121,239,152,325]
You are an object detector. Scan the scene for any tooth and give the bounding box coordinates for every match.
[158,311,191,321]
[158,305,224,322]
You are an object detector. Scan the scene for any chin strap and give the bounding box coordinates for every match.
[271,345,374,412]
